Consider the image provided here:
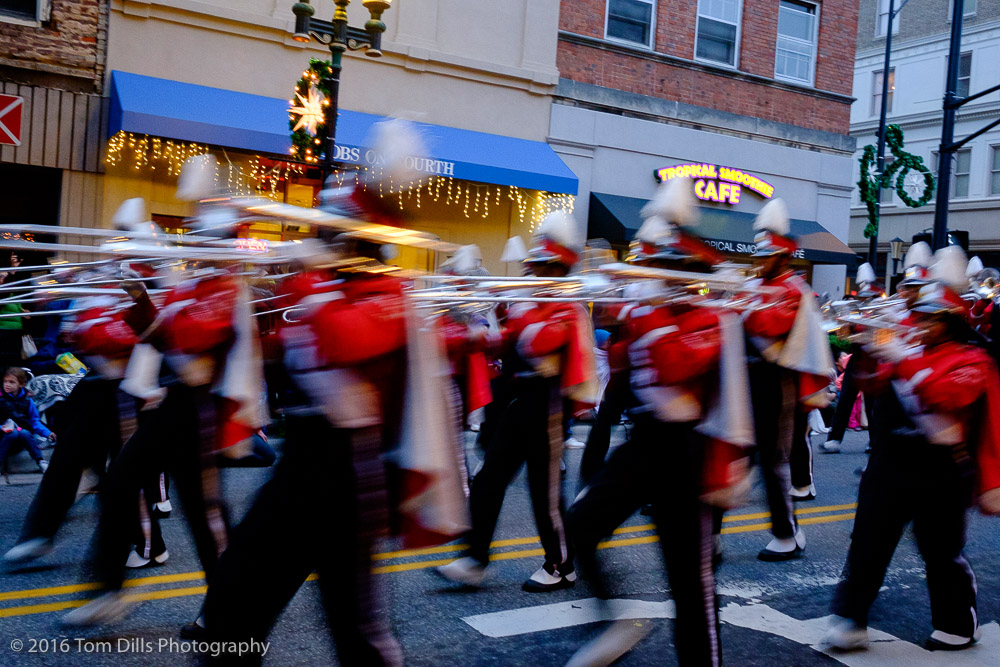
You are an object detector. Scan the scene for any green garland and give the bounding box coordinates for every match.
[858,124,935,240]
[289,58,335,163]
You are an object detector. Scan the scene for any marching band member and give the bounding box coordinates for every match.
[436,210,597,592]
[820,258,898,456]
[744,199,834,561]
[4,200,160,566]
[200,120,468,665]
[826,245,1000,652]
[64,159,267,626]
[566,178,752,667]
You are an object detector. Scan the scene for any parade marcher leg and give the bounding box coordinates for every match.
[203,415,401,667]
[579,389,626,488]
[5,380,122,563]
[822,354,862,453]
[912,448,979,650]
[523,382,574,589]
[753,366,803,560]
[64,387,228,626]
[828,444,909,648]
[789,407,816,500]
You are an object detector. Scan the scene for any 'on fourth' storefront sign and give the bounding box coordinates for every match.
[654,163,775,205]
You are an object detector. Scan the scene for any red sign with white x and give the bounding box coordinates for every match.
[0,94,24,147]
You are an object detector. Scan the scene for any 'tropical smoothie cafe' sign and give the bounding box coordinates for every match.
[653,163,804,258]
[654,163,775,205]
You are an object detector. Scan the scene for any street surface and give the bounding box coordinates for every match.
[1,427,998,665]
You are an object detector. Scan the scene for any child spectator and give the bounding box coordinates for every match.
[0,367,55,478]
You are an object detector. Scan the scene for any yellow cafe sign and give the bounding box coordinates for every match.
[654,163,775,205]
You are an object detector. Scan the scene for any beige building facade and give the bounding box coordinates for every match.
[99,0,575,274]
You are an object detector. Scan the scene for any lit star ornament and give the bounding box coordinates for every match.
[289,86,326,136]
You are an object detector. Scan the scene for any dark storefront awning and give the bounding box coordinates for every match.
[108,71,578,194]
[589,192,857,265]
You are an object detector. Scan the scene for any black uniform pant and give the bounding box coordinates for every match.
[202,414,401,667]
[831,436,977,637]
[750,361,797,539]
[570,417,720,667]
[91,384,227,591]
[466,376,572,571]
[579,387,628,487]
[19,378,122,543]
[789,407,814,491]
[133,472,169,560]
[828,353,875,444]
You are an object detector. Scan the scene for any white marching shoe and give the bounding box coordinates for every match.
[3,537,54,563]
[820,439,842,453]
[824,617,869,651]
[62,592,133,627]
[522,564,577,592]
[565,619,652,667]
[125,549,169,568]
[790,484,816,502]
[758,529,805,562]
[435,557,486,587]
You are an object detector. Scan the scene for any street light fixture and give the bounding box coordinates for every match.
[890,237,904,275]
[290,0,393,178]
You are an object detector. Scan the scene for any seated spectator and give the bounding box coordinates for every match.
[0,367,55,478]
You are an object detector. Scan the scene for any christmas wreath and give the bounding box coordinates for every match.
[858,124,935,240]
[289,58,335,163]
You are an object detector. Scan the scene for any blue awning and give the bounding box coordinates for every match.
[108,71,578,194]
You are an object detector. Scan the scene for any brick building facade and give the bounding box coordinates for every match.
[550,0,861,296]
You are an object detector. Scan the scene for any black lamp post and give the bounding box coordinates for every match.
[291,0,393,182]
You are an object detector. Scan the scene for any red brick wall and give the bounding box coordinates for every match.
[559,0,606,38]
[0,0,106,90]
[815,0,858,95]
[557,41,850,134]
[655,0,698,59]
[739,1,779,78]
[558,0,858,135]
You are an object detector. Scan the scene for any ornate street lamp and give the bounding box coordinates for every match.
[890,237,904,275]
[290,0,393,177]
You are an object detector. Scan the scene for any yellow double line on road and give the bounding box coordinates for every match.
[0,503,856,619]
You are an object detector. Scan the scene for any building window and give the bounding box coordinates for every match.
[775,0,818,85]
[606,0,655,48]
[695,0,741,67]
[991,146,1000,196]
[948,0,977,20]
[0,0,49,23]
[876,0,900,37]
[871,69,895,116]
[957,52,972,98]
[935,149,972,199]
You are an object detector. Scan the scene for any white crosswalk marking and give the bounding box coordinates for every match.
[719,602,1000,666]
[462,595,1000,665]
[462,597,675,638]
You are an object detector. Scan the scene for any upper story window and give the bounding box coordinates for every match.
[0,0,50,24]
[957,51,972,98]
[991,146,1000,196]
[948,0,977,21]
[695,0,742,67]
[872,68,895,117]
[606,0,656,49]
[775,0,817,85]
[934,149,972,199]
[876,0,900,37]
